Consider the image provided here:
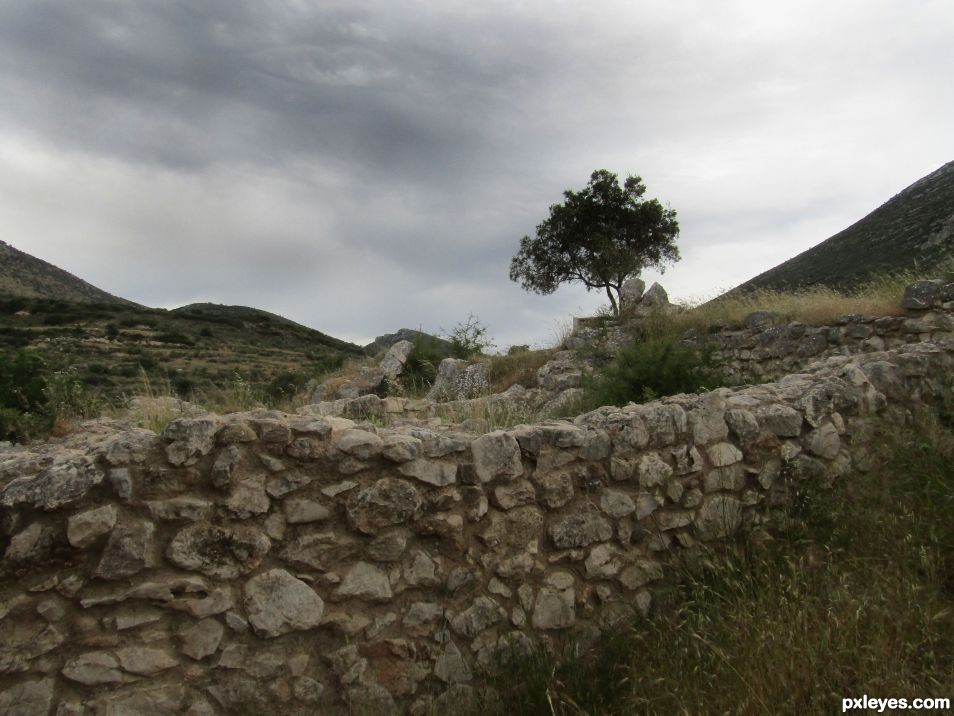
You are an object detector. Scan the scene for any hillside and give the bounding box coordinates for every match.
[0,242,364,404]
[0,240,135,305]
[735,160,954,292]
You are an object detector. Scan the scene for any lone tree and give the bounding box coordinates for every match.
[509,169,680,315]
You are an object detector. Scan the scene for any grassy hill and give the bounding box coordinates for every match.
[0,295,364,407]
[735,159,954,292]
[0,242,365,411]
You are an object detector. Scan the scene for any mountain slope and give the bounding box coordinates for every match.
[0,241,135,305]
[735,160,954,292]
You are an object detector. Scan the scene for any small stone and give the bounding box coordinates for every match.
[115,646,178,675]
[62,652,127,685]
[434,642,472,684]
[292,676,325,702]
[404,551,440,587]
[548,510,612,549]
[180,618,225,660]
[284,498,330,524]
[618,560,663,590]
[694,494,743,540]
[493,479,536,510]
[398,459,457,486]
[368,531,408,562]
[36,598,66,623]
[706,442,743,467]
[346,478,422,535]
[67,505,118,548]
[636,453,673,487]
[5,522,54,562]
[0,678,55,716]
[244,568,325,638]
[381,434,422,463]
[334,429,383,460]
[163,416,219,466]
[805,422,841,460]
[333,562,393,602]
[471,431,523,483]
[95,521,155,580]
[144,497,212,522]
[531,576,575,630]
[600,490,635,518]
[451,596,504,638]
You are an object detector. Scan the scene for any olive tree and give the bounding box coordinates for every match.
[509,169,680,315]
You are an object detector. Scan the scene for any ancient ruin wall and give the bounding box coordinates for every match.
[1,339,953,714]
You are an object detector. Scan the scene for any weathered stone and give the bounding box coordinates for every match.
[754,404,803,436]
[5,521,55,562]
[67,505,118,548]
[95,521,155,580]
[471,431,523,483]
[584,543,621,578]
[211,446,240,490]
[404,551,440,587]
[225,474,270,518]
[283,498,330,524]
[167,523,270,579]
[399,459,457,486]
[144,497,212,522]
[451,596,504,638]
[244,568,324,638]
[635,492,659,519]
[479,506,544,551]
[536,471,574,508]
[694,494,744,540]
[95,684,187,715]
[620,276,646,305]
[599,490,636,518]
[367,531,408,562]
[404,601,442,637]
[334,429,384,460]
[636,453,673,487]
[333,562,393,602]
[113,605,162,631]
[163,416,219,466]
[618,559,663,590]
[531,572,575,630]
[549,509,612,549]
[902,279,943,310]
[62,652,128,685]
[381,434,421,463]
[180,618,224,660]
[0,458,104,510]
[115,646,178,675]
[655,510,693,530]
[805,422,841,460]
[703,464,747,492]
[493,479,536,509]
[434,642,472,683]
[346,478,422,535]
[707,442,743,467]
[0,678,54,716]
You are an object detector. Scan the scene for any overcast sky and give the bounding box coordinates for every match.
[1,1,953,348]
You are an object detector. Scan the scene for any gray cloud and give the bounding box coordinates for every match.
[2,0,953,348]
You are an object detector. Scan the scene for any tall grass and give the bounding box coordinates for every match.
[474,415,954,715]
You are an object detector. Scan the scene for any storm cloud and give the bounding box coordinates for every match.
[1,0,953,346]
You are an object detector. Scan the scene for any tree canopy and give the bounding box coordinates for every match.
[509,169,680,315]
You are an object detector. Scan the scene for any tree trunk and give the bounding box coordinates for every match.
[605,285,619,316]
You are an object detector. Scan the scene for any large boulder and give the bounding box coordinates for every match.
[427,359,489,401]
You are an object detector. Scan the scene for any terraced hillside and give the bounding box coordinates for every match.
[0,296,363,405]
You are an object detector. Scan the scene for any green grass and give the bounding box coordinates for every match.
[473,415,954,715]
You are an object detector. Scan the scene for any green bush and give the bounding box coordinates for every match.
[399,333,447,393]
[0,350,51,441]
[444,314,495,359]
[587,339,721,407]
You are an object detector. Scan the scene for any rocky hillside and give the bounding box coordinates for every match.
[735,159,954,292]
[0,241,134,305]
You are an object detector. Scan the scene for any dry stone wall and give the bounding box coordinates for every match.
[1,338,954,714]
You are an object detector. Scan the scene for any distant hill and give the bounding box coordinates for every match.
[365,328,452,356]
[735,160,954,292]
[0,240,135,305]
[0,242,363,403]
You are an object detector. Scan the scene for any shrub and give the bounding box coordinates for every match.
[587,339,721,407]
[444,314,495,359]
[0,349,50,441]
[400,333,447,393]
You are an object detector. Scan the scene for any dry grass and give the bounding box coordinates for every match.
[629,260,954,344]
[486,349,556,394]
[476,413,954,716]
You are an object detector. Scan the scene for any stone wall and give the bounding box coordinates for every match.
[1,339,953,714]
[691,307,954,385]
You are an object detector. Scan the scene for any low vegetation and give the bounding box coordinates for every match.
[472,415,954,715]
